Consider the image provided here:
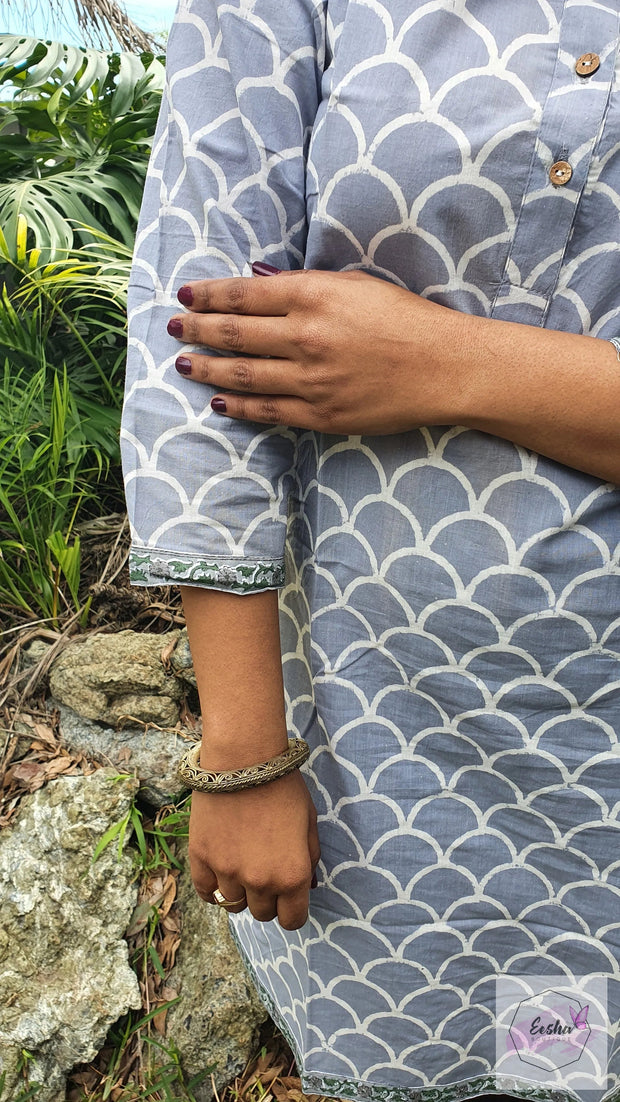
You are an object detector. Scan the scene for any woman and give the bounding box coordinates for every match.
[121,2,620,1100]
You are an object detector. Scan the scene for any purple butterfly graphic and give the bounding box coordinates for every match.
[569,1005,589,1029]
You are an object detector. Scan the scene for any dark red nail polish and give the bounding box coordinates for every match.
[251,261,281,276]
[211,397,227,413]
[177,285,193,307]
[175,356,192,375]
[167,318,183,337]
[311,872,318,889]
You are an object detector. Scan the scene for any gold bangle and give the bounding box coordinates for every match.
[177,737,310,793]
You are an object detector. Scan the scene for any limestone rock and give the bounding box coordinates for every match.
[164,838,268,1099]
[56,702,190,808]
[20,638,54,669]
[170,628,197,689]
[0,769,142,1102]
[48,629,183,727]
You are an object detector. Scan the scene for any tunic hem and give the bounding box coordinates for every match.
[226,919,614,1102]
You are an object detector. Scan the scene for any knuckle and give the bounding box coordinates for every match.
[192,356,210,382]
[296,269,324,303]
[193,882,215,902]
[231,358,255,390]
[324,404,339,424]
[225,280,251,311]
[194,283,213,311]
[219,315,244,351]
[258,398,280,423]
[214,862,238,881]
[187,839,209,866]
[182,313,200,343]
[279,868,312,893]
[291,320,329,359]
[243,871,272,893]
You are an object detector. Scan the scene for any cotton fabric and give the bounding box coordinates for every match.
[120,3,620,1100]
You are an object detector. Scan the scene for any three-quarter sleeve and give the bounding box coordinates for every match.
[120,0,326,593]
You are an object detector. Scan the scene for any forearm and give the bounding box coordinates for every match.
[180,586,288,769]
[439,308,620,484]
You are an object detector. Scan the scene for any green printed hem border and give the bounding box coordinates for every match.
[128,549,285,592]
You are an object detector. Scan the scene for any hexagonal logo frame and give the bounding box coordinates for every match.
[495,974,608,1099]
[508,988,590,1071]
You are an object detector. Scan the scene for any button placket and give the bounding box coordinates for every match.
[490,5,617,326]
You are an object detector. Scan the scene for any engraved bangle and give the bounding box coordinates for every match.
[177,737,310,793]
[607,337,620,361]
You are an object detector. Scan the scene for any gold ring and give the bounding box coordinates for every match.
[213,887,247,907]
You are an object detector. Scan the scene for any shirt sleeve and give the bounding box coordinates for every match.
[120,0,326,593]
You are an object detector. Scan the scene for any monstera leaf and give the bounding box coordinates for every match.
[0,34,165,260]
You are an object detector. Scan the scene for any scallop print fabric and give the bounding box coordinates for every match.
[120,2,620,1101]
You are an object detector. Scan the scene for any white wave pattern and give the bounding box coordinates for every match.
[120,1,620,1100]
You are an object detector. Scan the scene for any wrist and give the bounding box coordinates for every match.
[406,296,479,427]
[199,727,290,771]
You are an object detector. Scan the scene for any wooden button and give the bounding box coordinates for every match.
[575,52,600,76]
[549,161,572,186]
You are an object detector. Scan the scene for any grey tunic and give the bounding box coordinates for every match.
[120,2,620,1100]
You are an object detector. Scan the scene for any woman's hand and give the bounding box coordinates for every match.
[188,767,321,930]
[167,268,457,435]
[179,587,319,931]
[168,265,620,482]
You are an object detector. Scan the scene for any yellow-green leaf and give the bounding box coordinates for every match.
[16,214,28,264]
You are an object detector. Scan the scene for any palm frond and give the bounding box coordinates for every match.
[1,0,163,54]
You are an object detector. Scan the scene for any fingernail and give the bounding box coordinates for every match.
[177,285,193,307]
[175,356,192,375]
[251,261,281,276]
[211,397,227,413]
[167,317,183,337]
[310,872,318,889]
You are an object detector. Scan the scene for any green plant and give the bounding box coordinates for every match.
[73,1018,215,1101]
[0,35,164,632]
[0,34,165,263]
[89,784,189,876]
[0,359,104,622]
[0,218,132,431]
[0,1053,43,1100]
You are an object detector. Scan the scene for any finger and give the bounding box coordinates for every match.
[244,886,279,923]
[175,353,305,397]
[167,311,292,358]
[209,392,317,429]
[177,268,311,317]
[277,884,312,931]
[189,860,219,904]
[212,874,248,914]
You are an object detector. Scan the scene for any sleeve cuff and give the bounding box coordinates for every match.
[128,548,286,593]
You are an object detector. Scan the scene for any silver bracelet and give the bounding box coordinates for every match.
[607,337,620,361]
